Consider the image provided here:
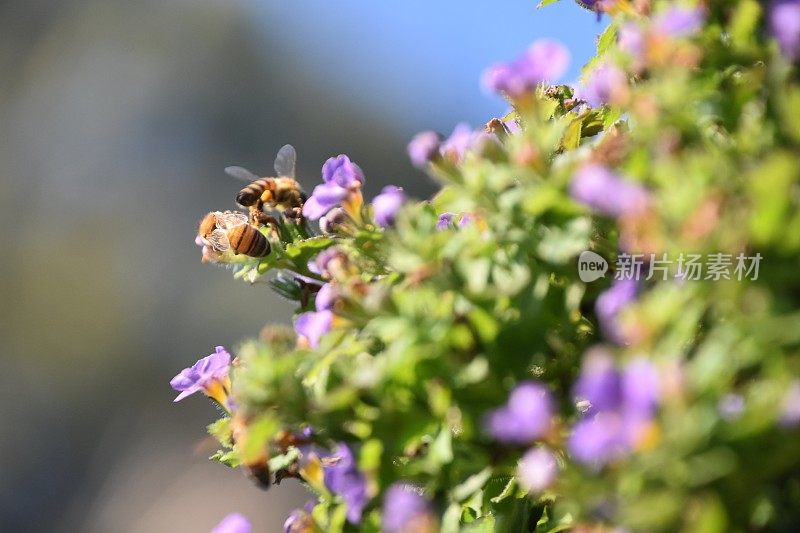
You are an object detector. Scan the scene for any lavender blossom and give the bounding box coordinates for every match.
[568,412,628,466]
[503,118,522,135]
[769,1,800,61]
[408,131,443,168]
[324,444,368,524]
[570,164,650,217]
[303,155,365,220]
[652,6,704,37]
[573,348,622,415]
[595,278,638,345]
[718,394,745,421]
[283,501,317,533]
[437,213,456,230]
[382,484,436,533]
[315,283,335,312]
[779,380,800,426]
[319,207,350,234]
[371,186,406,227]
[458,213,476,228]
[212,513,251,533]
[483,39,570,98]
[621,358,661,419]
[308,247,347,279]
[618,23,645,62]
[440,123,477,163]
[570,351,661,466]
[170,346,231,404]
[517,446,558,492]
[295,310,333,349]
[485,381,554,444]
[580,63,627,107]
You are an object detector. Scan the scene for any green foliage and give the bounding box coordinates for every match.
[185,1,800,531]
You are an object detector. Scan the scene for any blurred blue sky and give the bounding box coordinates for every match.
[248,0,606,132]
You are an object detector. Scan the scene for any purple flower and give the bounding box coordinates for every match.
[718,394,745,421]
[483,39,570,98]
[323,154,365,187]
[436,212,476,230]
[779,380,800,426]
[283,501,316,533]
[436,212,456,230]
[504,118,522,135]
[324,444,368,525]
[570,351,661,466]
[408,131,443,168]
[652,6,704,37]
[769,1,800,61]
[382,484,436,533]
[485,381,554,444]
[596,278,638,344]
[309,247,347,278]
[575,0,601,9]
[458,213,476,228]
[518,446,558,492]
[580,63,627,107]
[170,346,231,404]
[569,412,628,466]
[303,155,365,220]
[315,283,335,311]
[440,123,478,163]
[212,513,251,533]
[621,358,661,419]
[319,207,350,234]
[618,23,645,62]
[372,186,406,227]
[573,348,622,415]
[570,164,650,217]
[294,310,333,349]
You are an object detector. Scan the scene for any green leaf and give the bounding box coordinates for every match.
[267,447,300,472]
[209,449,240,468]
[207,417,233,447]
[453,467,493,502]
[596,22,617,57]
[580,109,606,137]
[284,236,334,271]
[748,152,796,245]
[489,477,517,504]
[240,414,280,464]
[728,0,761,50]
[428,426,454,467]
[560,117,583,150]
[536,0,562,7]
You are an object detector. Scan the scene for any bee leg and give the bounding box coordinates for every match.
[284,206,304,225]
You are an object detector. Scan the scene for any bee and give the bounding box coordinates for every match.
[231,414,272,490]
[197,210,270,258]
[225,144,306,224]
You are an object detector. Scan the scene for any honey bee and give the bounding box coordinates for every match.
[231,414,271,490]
[197,211,270,258]
[225,144,306,223]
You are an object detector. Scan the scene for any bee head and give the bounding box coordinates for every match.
[198,212,218,237]
[236,190,258,206]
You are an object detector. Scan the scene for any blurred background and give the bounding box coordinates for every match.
[0,0,602,531]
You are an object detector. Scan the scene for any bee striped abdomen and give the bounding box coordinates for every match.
[236,179,270,206]
[227,224,270,257]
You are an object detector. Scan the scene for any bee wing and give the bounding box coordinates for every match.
[225,166,261,183]
[273,144,296,178]
[216,210,249,229]
[206,229,231,252]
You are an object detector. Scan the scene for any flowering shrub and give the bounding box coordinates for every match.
[179,1,800,531]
